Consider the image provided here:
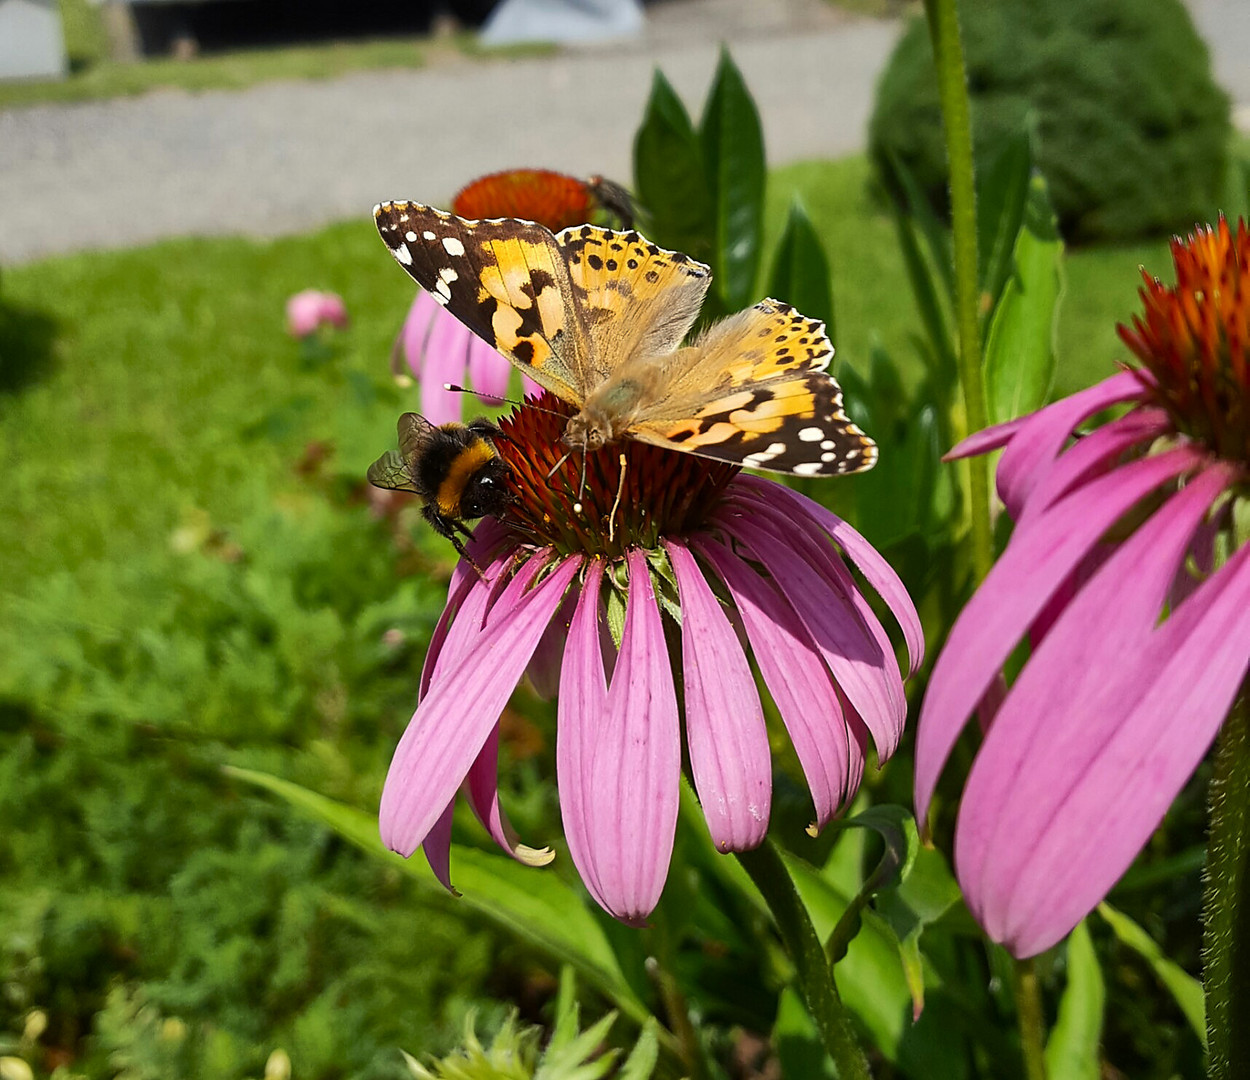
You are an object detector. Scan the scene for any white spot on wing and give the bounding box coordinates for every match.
[423,230,436,241]
[405,231,417,242]
[395,243,413,266]
[798,427,824,442]
[793,462,823,476]
[442,236,466,257]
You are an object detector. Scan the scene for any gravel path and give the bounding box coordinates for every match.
[0,0,1246,265]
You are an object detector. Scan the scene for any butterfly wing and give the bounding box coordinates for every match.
[556,224,711,383]
[374,203,592,403]
[629,299,877,476]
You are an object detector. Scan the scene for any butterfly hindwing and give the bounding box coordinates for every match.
[374,203,589,403]
[629,300,875,476]
[556,224,710,381]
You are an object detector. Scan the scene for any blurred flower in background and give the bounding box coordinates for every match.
[379,395,921,924]
[390,169,634,424]
[916,218,1250,958]
[285,288,348,339]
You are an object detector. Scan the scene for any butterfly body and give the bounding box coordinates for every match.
[368,413,512,569]
[374,203,877,477]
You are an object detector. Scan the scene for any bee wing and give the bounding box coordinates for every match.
[397,412,437,466]
[367,449,420,493]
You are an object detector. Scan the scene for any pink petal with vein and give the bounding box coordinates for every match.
[399,289,438,379]
[697,537,859,829]
[717,504,903,761]
[580,549,681,924]
[963,533,1250,957]
[914,445,1205,821]
[734,476,924,677]
[1016,407,1171,529]
[994,370,1150,518]
[420,311,474,425]
[958,463,1236,909]
[527,587,577,699]
[556,560,613,913]
[468,336,512,403]
[944,415,1030,460]
[465,725,554,865]
[666,541,771,851]
[380,555,579,856]
[421,801,457,892]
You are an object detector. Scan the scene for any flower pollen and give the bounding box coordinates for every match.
[1118,216,1250,466]
[495,394,738,558]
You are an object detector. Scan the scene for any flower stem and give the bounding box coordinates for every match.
[1013,957,1048,1080]
[923,0,993,583]
[736,840,870,1079]
[1203,693,1250,1077]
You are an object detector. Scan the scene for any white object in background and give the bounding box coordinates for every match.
[480,0,644,46]
[0,0,66,79]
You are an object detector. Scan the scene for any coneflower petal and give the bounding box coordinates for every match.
[397,289,438,382]
[585,549,681,924]
[468,334,511,404]
[421,802,457,893]
[717,506,901,763]
[697,537,858,830]
[556,559,612,912]
[466,725,555,867]
[915,444,1208,823]
[666,540,771,852]
[380,554,579,856]
[963,536,1250,957]
[736,476,925,678]
[420,309,475,427]
[991,369,1150,518]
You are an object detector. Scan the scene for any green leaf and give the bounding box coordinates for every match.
[632,69,712,263]
[767,198,834,337]
[616,1019,660,1080]
[699,47,766,311]
[773,986,837,1080]
[976,129,1033,311]
[224,766,650,1026]
[1098,901,1206,1048]
[984,176,1063,425]
[888,190,958,385]
[1044,919,1104,1080]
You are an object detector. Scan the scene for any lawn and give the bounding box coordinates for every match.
[0,152,1209,1076]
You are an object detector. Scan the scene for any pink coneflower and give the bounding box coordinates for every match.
[916,218,1250,958]
[380,395,921,923]
[286,289,348,338]
[389,169,633,424]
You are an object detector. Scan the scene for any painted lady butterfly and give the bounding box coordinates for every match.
[373,203,877,477]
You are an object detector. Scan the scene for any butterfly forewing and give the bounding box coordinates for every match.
[374,202,589,402]
[556,224,711,379]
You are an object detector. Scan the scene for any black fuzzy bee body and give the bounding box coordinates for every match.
[368,413,512,570]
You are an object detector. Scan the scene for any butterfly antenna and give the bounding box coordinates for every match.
[607,453,627,545]
[443,384,566,420]
[577,451,589,505]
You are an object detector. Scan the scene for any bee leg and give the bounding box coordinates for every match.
[424,505,489,581]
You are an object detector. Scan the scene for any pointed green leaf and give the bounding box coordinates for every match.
[977,129,1033,311]
[1098,901,1206,1048]
[632,69,712,264]
[699,47,765,311]
[984,176,1063,424]
[224,766,650,1026]
[617,1019,660,1080]
[767,198,834,338]
[1044,919,1104,1080]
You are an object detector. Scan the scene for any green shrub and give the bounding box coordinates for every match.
[868,0,1231,242]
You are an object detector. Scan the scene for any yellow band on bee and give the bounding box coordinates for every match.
[436,441,497,516]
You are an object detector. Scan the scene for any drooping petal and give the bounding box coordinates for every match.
[963,535,1250,957]
[465,724,555,866]
[468,335,512,404]
[914,444,1206,822]
[380,555,579,856]
[580,549,681,923]
[522,374,543,400]
[697,537,858,830]
[419,309,475,426]
[944,414,1031,460]
[733,476,924,677]
[396,289,439,381]
[421,801,458,893]
[955,464,1237,936]
[716,504,903,762]
[666,540,771,852]
[1016,407,1172,529]
[993,369,1151,518]
[526,586,577,700]
[556,559,613,913]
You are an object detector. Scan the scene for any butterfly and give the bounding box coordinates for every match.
[373,203,877,477]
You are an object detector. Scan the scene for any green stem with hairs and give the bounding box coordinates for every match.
[1204,695,1250,1077]
[1013,957,1048,1080]
[923,0,993,585]
[737,840,870,1079]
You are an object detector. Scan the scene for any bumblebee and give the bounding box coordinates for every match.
[368,413,513,571]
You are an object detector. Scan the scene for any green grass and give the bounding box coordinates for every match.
[0,0,552,110]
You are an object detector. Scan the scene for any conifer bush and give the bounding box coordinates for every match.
[869,0,1231,241]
